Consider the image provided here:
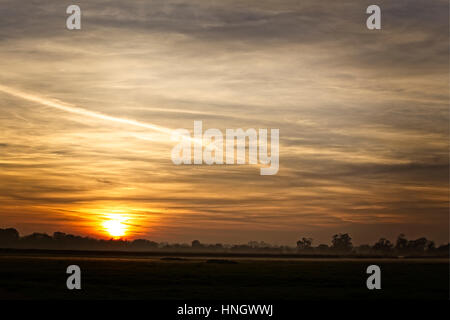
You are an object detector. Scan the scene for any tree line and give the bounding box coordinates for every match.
[0,228,448,256]
[296,233,448,255]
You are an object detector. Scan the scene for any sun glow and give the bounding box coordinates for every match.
[102,215,128,238]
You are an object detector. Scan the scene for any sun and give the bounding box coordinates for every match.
[102,216,127,238]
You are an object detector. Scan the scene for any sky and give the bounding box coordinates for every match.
[0,0,448,245]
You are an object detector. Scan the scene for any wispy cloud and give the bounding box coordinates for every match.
[0,0,447,244]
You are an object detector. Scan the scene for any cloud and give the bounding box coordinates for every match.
[0,0,448,244]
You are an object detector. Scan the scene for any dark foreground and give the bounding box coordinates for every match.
[0,250,448,300]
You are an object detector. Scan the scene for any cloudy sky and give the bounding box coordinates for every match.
[0,0,448,245]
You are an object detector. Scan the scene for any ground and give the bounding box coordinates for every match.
[0,252,447,300]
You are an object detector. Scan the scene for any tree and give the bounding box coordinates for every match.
[192,240,202,248]
[395,234,408,251]
[296,237,313,250]
[407,237,428,252]
[0,228,19,245]
[372,238,393,252]
[20,232,53,248]
[131,239,158,249]
[331,233,353,252]
[53,232,67,240]
[427,241,436,251]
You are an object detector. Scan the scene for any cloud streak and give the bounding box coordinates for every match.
[0,85,173,136]
[0,0,447,245]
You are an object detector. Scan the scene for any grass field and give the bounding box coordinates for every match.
[0,251,448,300]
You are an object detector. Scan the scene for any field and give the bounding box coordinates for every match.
[0,250,448,300]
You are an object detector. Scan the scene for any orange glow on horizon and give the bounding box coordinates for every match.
[102,214,128,238]
[69,205,159,240]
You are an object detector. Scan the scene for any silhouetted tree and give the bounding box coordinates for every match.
[395,234,408,251]
[331,233,353,252]
[21,232,53,248]
[192,240,202,248]
[427,241,436,251]
[407,237,429,252]
[372,238,393,252]
[0,227,447,256]
[394,235,437,254]
[0,228,19,240]
[53,232,68,241]
[0,228,19,246]
[131,239,158,249]
[296,237,313,250]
